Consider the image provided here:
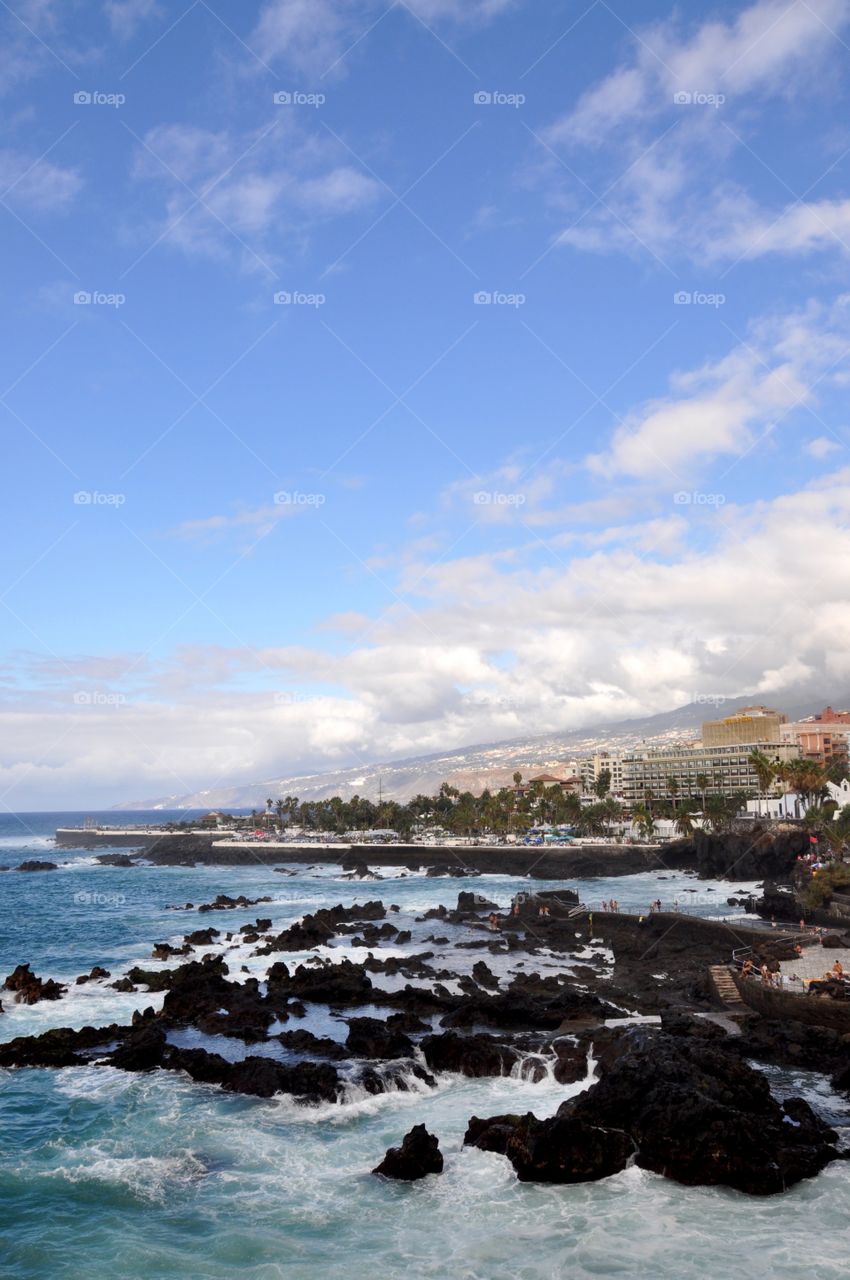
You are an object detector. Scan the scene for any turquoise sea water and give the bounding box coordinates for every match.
[1,812,848,1280]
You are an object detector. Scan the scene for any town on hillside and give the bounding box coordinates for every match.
[96,704,850,863]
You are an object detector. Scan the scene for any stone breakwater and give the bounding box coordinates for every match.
[54,824,814,883]
[55,830,696,877]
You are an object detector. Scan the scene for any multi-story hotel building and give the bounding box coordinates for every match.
[701,705,787,748]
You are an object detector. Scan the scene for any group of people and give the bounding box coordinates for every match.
[648,899,664,913]
[600,899,620,913]
[741,956,783,987]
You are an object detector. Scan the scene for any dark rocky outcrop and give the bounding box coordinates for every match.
[278,1029,349,1060]
[259,901,386,953]
[441,973,615,1031]
[373,1124,443,1180]
[165,1045,340,1102]
[471,960,499,989]
[197,894,272,913]
[0,1022,130,1068]
[3,964,66,1004]
[16,860,58,872]
[184,927,220,947]
[269,959,375,1006]
[107,1022,168,1072]
[96,854,135,867]
[421,1030,518,1077]
[466,1028,839,1195]
[465,1112,634,1183]
[345,1017,414,1060]
[75,966,111,985]
[686,826,809,881]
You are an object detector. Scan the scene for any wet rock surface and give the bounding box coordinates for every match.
[3,964,66,1004]
[1,880,846,1204]
[466,1027,840,1194]
[373,1124,443,1180]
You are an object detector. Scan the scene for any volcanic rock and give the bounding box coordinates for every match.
[3,963,66,1004]
[373,1124,443,1180]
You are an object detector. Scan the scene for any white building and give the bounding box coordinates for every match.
[744,778,850,820]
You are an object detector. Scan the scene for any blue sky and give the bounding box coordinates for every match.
[3,0,850,807]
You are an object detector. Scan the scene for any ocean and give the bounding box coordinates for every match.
[0,811,848,1280]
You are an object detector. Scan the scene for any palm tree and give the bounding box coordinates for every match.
[695,772,710,815]
[666,776,679,812]
[748,750,776,818]
[632,803,656,841]
[675,809,696,838]
[594,768,612,800]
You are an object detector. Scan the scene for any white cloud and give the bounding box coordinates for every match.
[250,0,516,73]
[0,149,81,211]
[131,122,381,262]
[805,434,842,458]
[543,0,850,265]
[104,0,160,40]
[587,302,849,480]
[555,0,848,147]
[9,464,850,807]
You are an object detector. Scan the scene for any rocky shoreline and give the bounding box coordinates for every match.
[2,874,849,1197]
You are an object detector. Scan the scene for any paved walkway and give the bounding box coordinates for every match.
[776,945,850,987]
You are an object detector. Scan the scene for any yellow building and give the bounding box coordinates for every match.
[701,705,787,748]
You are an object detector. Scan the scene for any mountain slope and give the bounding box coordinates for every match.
[117,692,833,810]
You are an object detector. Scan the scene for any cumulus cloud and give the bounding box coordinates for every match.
[554,0,848,147]
[9,457,850,808]
[250,0,516,74]
[589,301,850,480]
[0,149,81,211]
[542,0,850,266]
[104,0,160,40]
[805,435,842,459]
[129,121,382,263]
